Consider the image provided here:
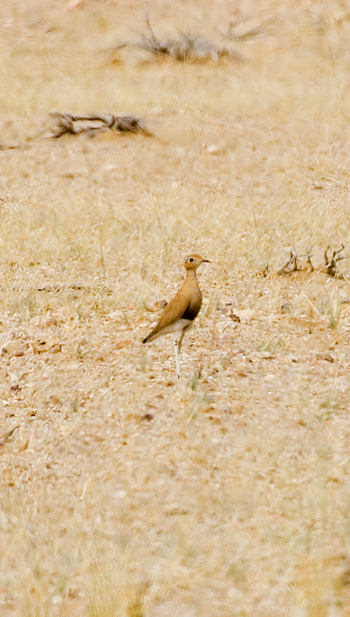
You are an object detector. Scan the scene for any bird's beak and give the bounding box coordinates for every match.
[202,259,211,263]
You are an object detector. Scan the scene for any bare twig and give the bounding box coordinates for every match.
[305,253,314,272]
[36,284,92,292]
[324,243,347,278]
[301,292,323,318]
[219,14,276,43]
[144,11,161,50]
[224,21,263,42]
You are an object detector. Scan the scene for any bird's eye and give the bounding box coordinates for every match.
[189,257,194,262]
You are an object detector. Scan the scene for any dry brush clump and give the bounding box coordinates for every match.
[114,17,242,63]
[277,245,349,279]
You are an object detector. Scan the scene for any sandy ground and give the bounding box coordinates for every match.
[1,1,350,616]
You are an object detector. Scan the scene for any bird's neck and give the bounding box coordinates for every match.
[186,269,198,282]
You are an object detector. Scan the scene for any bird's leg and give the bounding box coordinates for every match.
[174,337,181,379]
[174,330,186,379]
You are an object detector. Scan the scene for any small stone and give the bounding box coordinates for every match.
[206,144,220,154]
[261,352,274,360]
[202,404,216,414]
[238,309,260,322]
[109,309,126,321]
[31,339,61,354]
[10,384,21,392]
[113,490,127,504]
[281,303,292,314]
[223,401,244,415]
[229,312,241,322]
[264,373,276,382]
[115,339,131,350]
[144,299,167,312]
[1,341,26,358]
[141,413,154,421]
[316,353,334,363]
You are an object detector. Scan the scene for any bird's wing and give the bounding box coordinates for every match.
[142,289,191,343]
[153,291,191,331]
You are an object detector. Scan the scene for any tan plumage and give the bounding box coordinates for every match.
[143,254,210,377]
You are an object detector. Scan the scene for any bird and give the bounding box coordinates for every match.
[142,254,210,378]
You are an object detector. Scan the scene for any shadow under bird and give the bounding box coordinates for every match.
[142,254,210,378]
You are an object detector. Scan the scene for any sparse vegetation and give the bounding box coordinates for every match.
[277,245,349,278]
[1,1,350,617]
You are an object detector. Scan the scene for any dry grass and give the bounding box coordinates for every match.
[2,1,350,616]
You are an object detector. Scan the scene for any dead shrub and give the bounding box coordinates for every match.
[50,113,152,139]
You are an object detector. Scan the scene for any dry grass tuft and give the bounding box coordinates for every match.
[114,16,241,63]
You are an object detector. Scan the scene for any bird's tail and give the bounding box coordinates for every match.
[142,328,161,344]
[142,332,155,344]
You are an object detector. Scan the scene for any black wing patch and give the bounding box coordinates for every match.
[182,302,201,321]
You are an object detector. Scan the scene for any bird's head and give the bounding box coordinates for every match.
[184,254,211,271]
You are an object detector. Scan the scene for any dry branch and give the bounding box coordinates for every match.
[305,253,314,272]
[277,250,299,275]
[324,244,347,278]
[50,113,152,138]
